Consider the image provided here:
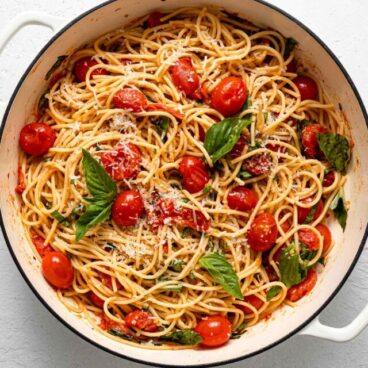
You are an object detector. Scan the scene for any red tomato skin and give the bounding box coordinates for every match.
[245,153,272,176]
[286,59,297,73]
[147,11,163,27]
[169,57,200,98]
[89,291,104,308]
[287,269,317,302]
[266,143,287,154]
[145,103,184,119]
[198,125,206,142]
[179,156,210,193]
[112,190,144,227]
[175,208,210,231]
[15,166,26,195]
[297,197,324,224]
[211,77,247,117]
[32,234,54,257]
[19,122,56,156]
[73,57,108,82]
[100,142,142,181]
[100,272,122,290]
[301,124,327,158]
[125,310,158,332]
[229,135,248,159]
[322,171,335,187]
[112,88,147,112]
[298,228,320,250]
[316,223,332,252]
[239,294,264,314]
[148,198,178,230]
[227,187,258,211]
[194,315,232,348]
[42,251,74,289]
[247,213,278,252]
[99,313,130,334]
[294,76,318,101]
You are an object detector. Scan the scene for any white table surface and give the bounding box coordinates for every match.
[0,1,367,367]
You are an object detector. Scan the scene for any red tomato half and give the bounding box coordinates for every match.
[179,156,210,193]
[287,269,317,302]
[125,310,158,332]
[148,198,178,230]
[113,88,148,112]
[42,251,74,289]
[169,57,200,99]
[175,208,210,232]
[297,197,324,224]
[112,190,145,227]
[322,171,335,187]
[89,291,104,308]
[301,124,327,158]
[73,57,108,82]
[227,187,258,212]
[298,228,320,250]
[194,315,232,348]
[211,77,247,117]
[247,213,278,252]
[100,142,142,181]
[294,76,318,101]
[245,153,272,176]
[19,122,56,156]
[239,294,264,314]
[286,59,297,73]
[32,234,54,257]
[147,11,163,27]
[229,135,248,159]
[100,313,130,334]
[316,223,332,252]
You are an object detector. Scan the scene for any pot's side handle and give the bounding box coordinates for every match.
[0,11,68,54]
[299,303,368,341]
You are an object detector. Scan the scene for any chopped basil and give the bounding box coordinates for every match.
[153,116,170,141]
[43,156,52,162]
[95,144,102,151]
[204,117,252,162]
[160,330,202,345]
[203,185,212,194]
[182,227,192,238]
[45,55,67,80]
[51,210,71,227]
[199,252,243,299]
[189,271,196,280]
[284,37,298,59]
[318,256,325,266]
[162,284,183,292]
[237,170,253,180]
[108,328,134,341]
[169,259,185,272]
[249,140,262,151]
[330,188,348,231]
[303,203,318,224]
[231,322,247,339]
[266,286,282,301]
[241,96,252,111]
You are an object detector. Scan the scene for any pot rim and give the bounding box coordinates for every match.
[0,0,367,367]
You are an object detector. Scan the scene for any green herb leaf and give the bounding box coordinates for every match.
[249,140,262,151]
[284,37,298,59]
[330,188,348,231]
[241,96,252,111]
[237,170,253,180]
[230,322,247,339]
[153,116,170,140]
[204,117,252,162]
[108,328,134,341]
[45,55,67,80]
[189,271,196,280]
[199,253,243,299]
[316,133,350,173]
[303,203,318,224]
[203,185,212,194]
[51,210,71,227]
[318,256,325,266]
[39,92,48,110]
[266,286,282,301]
[160,330,202,345]
[169,259,185,272]
[162,284,183,292]
[43,156,52,162]
[182,227,192,238]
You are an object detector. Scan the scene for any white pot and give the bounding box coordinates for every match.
[0,1,368,366]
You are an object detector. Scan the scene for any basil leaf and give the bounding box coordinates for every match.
[237,170,253,179]
[45,55,67,80]
[160,330,202,345]
[299,243,317,262]
[284,37,298,59]
[199,252,243,299]
[203,185,212,194]
[204,117,252,162]
[316,133,350,173]
[266,286,282,301]
[169,259,185,272]
[241,96,252,111]
[51,210,71,227]
[279,244,308,287]
[330,188,348,231]
[303,203,318,224]
[154,116,170,140]
[108,328,134,341]
[249,140,262,151]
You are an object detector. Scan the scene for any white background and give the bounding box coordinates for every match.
[0,1,367,367]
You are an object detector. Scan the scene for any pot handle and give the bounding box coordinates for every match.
[299,303,368,341]
[0,11,67,54]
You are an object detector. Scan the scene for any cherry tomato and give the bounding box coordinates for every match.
[266,143,287,154]
[229,135,248,159]
[194,315,232,347]
[73,57,108,82]
[301,124,327,158]
[316,223,332,252]
[169,57,200,99]
[179,156,210,193]
[146,103,184,119]
[227,187,258,212]
[294,76,318,101]
[19,122,56,156]
[297,197,324,224]
[147,11,163,27]
[42,251,74,289]
[148,198,178,230]
[280,220,291,234]
[198,125,206,142]
[100,142,142,181]
[323,171,335,187]
[89,291,104,308]
[211,76,247,117]
[113,88,148,112]
[298,228,320,250]
[247,213,278,252]
[175,208,210,231]
[112,190,145,227]
[100,272,122,290]
[15,166,26,195]
[239,294,264,314]
[32,234,54,257]
[286,59,297,73]
[125,310,158,332]
[287,269,317,302]
[245,153,272,176]
[100,313,130,334]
